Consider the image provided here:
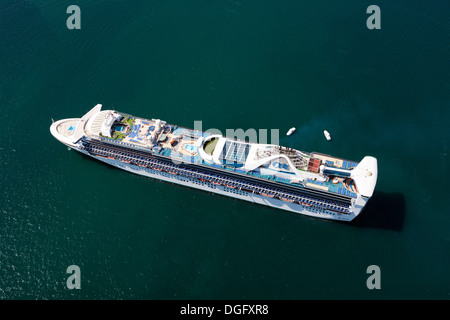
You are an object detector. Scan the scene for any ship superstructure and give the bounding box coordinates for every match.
[50,104,378,221]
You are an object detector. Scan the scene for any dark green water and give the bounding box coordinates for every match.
[0,0,449,299]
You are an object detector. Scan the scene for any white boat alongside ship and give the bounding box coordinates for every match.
[286,127,296,136]
[324,130,331,140]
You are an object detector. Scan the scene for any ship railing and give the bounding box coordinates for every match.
[84,139,351,211]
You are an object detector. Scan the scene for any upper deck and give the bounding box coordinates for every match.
[60,105,377,200]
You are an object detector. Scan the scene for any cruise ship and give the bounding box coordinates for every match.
[50,104,378,221]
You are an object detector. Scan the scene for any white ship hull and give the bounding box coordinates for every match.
[76,148,362,221]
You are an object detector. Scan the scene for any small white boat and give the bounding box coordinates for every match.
[324,130,331,141]
[286,127,296,136]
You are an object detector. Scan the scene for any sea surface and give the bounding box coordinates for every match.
[0,0,449,299]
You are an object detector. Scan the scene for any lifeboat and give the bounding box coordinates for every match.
[261,193,274,198]
[286,127,296,136]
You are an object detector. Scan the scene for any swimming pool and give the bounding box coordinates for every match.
[114,125,126,132]
[183,144,197,153]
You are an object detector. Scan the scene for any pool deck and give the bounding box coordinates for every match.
[109,112,359,198]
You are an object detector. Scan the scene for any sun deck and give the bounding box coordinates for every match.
[85,109,366,199]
